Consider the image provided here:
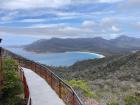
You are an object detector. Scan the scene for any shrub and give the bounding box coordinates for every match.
[0,58,23,105]
[65,80,96,98]
[124,95,140,105]
[107,101,119,105]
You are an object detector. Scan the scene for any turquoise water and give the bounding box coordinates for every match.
[6,48,102,67]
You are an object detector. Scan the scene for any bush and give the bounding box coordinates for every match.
[107,101,119,105]
[65,80,96,98]
[124,95,140,105]
[0,58,23,105]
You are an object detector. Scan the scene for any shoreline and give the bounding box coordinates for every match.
[8,47,105,58]
[65,51,105,58]
[76,51,105,58]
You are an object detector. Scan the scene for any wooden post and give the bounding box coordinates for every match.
[34,63,36,72]
[29,98,32,105]
[59,80,62,98]
[0,47,3,97]
[51,73,53,87]
[72,92,75,105]
[23,74,29,98]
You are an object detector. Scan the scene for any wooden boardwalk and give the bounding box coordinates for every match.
[22,67,65,105]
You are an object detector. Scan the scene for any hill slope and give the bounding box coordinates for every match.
[25,36,140,56]
[53,51,140,81]
[52,51,140,105]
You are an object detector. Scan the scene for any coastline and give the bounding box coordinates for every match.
[8,47,105,59]
[77,51,105,58]
[65,51,105,58]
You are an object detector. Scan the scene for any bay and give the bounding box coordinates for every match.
[6,47,104,67]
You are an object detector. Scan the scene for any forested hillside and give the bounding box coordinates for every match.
[52,51,140,105]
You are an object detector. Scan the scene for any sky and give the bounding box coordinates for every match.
[0,0,140,45]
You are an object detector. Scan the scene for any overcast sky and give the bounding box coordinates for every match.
[0,0,140,45]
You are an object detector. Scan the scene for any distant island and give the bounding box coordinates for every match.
[24,35,140,56]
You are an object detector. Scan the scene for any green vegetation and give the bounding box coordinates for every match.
[124,95,140,105]
[52,51,140,105]
[65,80,96,98]
[0,58,24,105]
[106,95,140,105]
[107,101,119,105]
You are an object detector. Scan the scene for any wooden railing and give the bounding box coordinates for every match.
[2,48,83,105]
[18,66,32,105]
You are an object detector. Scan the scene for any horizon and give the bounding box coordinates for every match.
[0,0,140,45]
[1,35,139,46]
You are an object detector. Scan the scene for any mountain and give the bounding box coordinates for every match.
[110,35,140,48]
[24,35,140,56]
[51,51,140,105]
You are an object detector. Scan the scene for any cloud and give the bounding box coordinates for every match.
[0,0,71,10]
[0,0,139,40]
[0,19,122,39]
[0,11,18,21]
[19,19,46,23]
[0,0,124,10]
[134,22,140,30]
[99,0,123,3]
[100,17,121,33]
[127,0,140,7]
[119,0,140,11]
[29,23,67,28]
[111,26,120,32]
[82,20,97,29]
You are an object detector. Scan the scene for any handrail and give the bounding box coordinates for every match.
[18,66,31,105]
[2,48,83,105]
